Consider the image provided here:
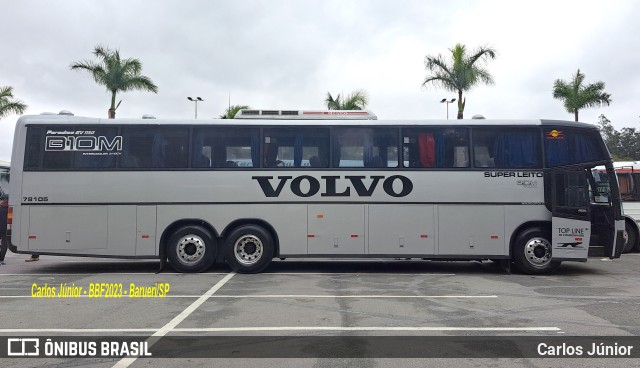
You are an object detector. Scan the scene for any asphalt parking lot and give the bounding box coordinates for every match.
[1,252,640,368]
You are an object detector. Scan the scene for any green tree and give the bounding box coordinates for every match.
[220,105,251,119]
[553,69,611,122]
[423,43,497,119]
[0,86,27,119]
[325,90,369,110]
[597,114,640,160]
[70,45,158,119]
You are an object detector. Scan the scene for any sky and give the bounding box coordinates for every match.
[1,0,639,161]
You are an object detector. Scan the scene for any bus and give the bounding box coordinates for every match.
[598,161,640,253]
[7,110,625,274]
[0,160,9,247]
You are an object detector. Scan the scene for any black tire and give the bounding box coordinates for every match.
[624,220,639,253]
[225,225,275,273]
[166,226,216,273]
[512,227,561,275]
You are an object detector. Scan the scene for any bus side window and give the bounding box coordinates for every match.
[473,128,540,169]
[618,174,630,195]
[309,156,320,167]
[193,148,211,168]
[121,127,189,169]
[193,127,259,168]
[333,127,398,168]
[403,128,468,168]
[619,173,636,201]
[264,142,279,168]
[24,127,44,170]
[633,173,640,201]
[262,128,330,168]
[43,143,73,170]
[474,146,492,167]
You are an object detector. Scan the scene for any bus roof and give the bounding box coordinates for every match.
[15,114,599,129]
[234,109,378,120]
[611,162,640,172]
[0,160,9,168]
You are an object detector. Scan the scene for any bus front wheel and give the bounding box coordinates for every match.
[512,227,561,275]
[166,226,217,273]
[225,225,275,273]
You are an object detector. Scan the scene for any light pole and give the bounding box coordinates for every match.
[440,98,456,120]
[187,97,203,119]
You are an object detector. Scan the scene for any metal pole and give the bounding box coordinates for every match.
[187,97,203,119]
[440,98,456,120]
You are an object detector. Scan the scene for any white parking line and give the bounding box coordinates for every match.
[261,273,457,276]
[0,273,231,276]
[112,272,235,368]
[0,294,497,299]
[0,326,561,333]
[0,272,456,276]
[206,294,496,299]
[0,328,158,333]
[174,326,561,332]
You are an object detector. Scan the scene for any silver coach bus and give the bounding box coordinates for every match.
[7,110,625,274]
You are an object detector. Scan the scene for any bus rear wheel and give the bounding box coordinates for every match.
[512,227,561,275]
[166,226,216,273]
[623,219,638,253]
[225,225,274,273]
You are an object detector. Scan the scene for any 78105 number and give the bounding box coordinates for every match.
[23,196,49,202]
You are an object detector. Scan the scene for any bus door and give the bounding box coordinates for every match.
[550,169,591,261]
[589,167,625,258]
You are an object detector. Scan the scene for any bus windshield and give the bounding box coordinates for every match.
[545,127,608,167]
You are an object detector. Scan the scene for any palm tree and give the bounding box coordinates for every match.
[325,90,369,110]
[70,45,158,119]
[423,43,497,119]
[0,86,27,119]
[553,69,611,122]
[220,105,251,119]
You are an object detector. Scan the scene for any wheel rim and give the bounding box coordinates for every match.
[176,235,206,265]
[623,227,634,252]
[524,237,552,267]
[234,235,263,265]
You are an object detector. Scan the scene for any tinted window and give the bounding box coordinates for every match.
[24,126,45,170]
[403,127,469,168]
[333,128,399,168]
[0,167,8,199]
[555,171,589,209]
[617,173,635,201]
[473,128,541,168]
[121,127,189,169]
[192,127,260,168]
[545,128,607,167]
[73,127,119,169]
[24,126,121,170]
[263,128,329,168]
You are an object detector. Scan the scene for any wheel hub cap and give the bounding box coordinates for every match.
[234,235,263,265]
[524,237,551,266]
[177,235,205,264]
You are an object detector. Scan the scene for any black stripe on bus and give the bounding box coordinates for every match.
[20,201,544,206]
